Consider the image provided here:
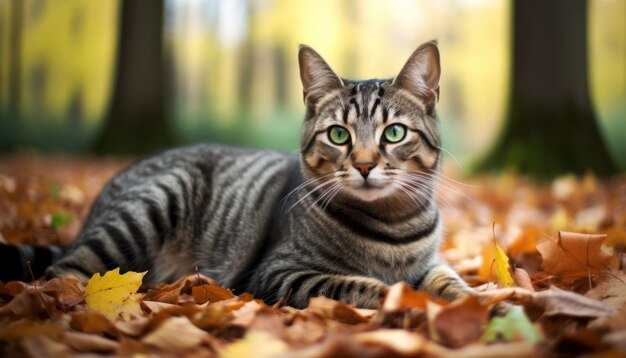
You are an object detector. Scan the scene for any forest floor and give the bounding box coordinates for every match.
[0,154,625,357]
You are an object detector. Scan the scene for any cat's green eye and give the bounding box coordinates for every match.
[383,124,407,143]
[328,126,351,145]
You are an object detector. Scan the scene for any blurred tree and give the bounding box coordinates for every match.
[476,0,618,178]
[93,0,175,154]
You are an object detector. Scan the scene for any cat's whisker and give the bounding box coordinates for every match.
[436,145,464,171]
[399,178,457,212]
[305,182,342,216]
[320,183,343,212]
[396,180,446,211]
[396,176,456,212]
[427,169,483,189]
[405,172,474,204]
[392,183,425,209]
[283,177,338,215]
[281,173,335,209]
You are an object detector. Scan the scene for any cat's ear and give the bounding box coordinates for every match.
[393,41,441,110]
[299,45,343,109]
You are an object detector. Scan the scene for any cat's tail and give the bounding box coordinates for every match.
[0,243,67,282]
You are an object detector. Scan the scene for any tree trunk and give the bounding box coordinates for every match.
[475,0,617,178]
[93,0,175,154]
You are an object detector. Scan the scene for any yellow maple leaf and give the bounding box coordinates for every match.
[84,268,147,320]
[494,241,514,288]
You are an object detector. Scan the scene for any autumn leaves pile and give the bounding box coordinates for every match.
[0,159,625,357]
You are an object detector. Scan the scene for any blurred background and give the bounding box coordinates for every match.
[0,0,624,174]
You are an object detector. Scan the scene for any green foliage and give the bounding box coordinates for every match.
[50,211,74,230]
[481,306,543,343]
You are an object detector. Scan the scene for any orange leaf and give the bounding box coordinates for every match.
[432,295,490,348]
[382,282,438,312]
[191,284,235,304]
[536,231,612,277]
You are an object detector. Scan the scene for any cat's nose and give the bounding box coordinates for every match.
[353,162,376,179]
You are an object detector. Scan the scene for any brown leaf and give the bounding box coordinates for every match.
[537,231,612,277]
[144,273,216,304]
[432,295,490,348]
[63,331,120,353]
[353,329,447,356]
[41,277,84,309]
[70,310,117,335]
[231,300,263,328]
[533,286,615,318]
[0,319,62,342]
[192,284,235,304]
[307,296,369,325]
[142,316,209,354]
[586,273,626,330]
[382,282,437,312]
[20,335,70,358]
[141,300,178,314]
[0,288,56,317]
[514,268,535,291]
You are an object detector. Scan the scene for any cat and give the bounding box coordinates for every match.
[10,41,474,308]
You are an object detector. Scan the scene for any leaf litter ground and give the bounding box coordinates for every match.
[0,155,625,357]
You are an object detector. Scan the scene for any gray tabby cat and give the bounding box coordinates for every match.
[46,41,473,308]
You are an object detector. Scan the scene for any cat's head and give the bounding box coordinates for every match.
[298,42,441,204]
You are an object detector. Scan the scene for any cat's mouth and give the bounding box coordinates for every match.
[344,179,395,201]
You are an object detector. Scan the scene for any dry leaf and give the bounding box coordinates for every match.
[433,295,490,348]
[63,331,120,353]
[221,331,289,358]
[191,283,235,304]
[20,335,70,358]
[533,286,615,318]
[514,268,535,291]
[0,320,62,341]
[307,296,369,324]
[537,231,612,277]
[142,315,209,354]
[84,268,146,320]
[382,282,433,312]
[353,329,447,356]
[70,310,117,335]
[141,300,178,314]
[494,240,515,288]
[231,300,263,327]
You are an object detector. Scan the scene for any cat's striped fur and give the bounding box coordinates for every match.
[44,41,473,308]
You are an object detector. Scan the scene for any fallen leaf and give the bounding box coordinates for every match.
[537,231,612,277]
[433,295,490,348]
[70,310,117,335]
[509,226,546,255]
[141,300,178,314]
[142,316,210,354]
[63,331,120,353]
[481,306,543,343]
[307,296,369,325]
[514,268,535,291]
[353,329,447,356]
[191,283,235,304]
[231,300,263,327]
[84,268,146,320]
[0,320,62,341]
[449,341,538,358]
[494,240,515,288]
[41,277,84,309]
[221,331,289,358]
[382,282,432,312]
[20,335,70,358]
[533,286,615,318]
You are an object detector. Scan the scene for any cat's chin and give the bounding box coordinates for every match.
[344,183,396,202]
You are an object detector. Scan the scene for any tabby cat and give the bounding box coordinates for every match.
[34,42,473,308]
